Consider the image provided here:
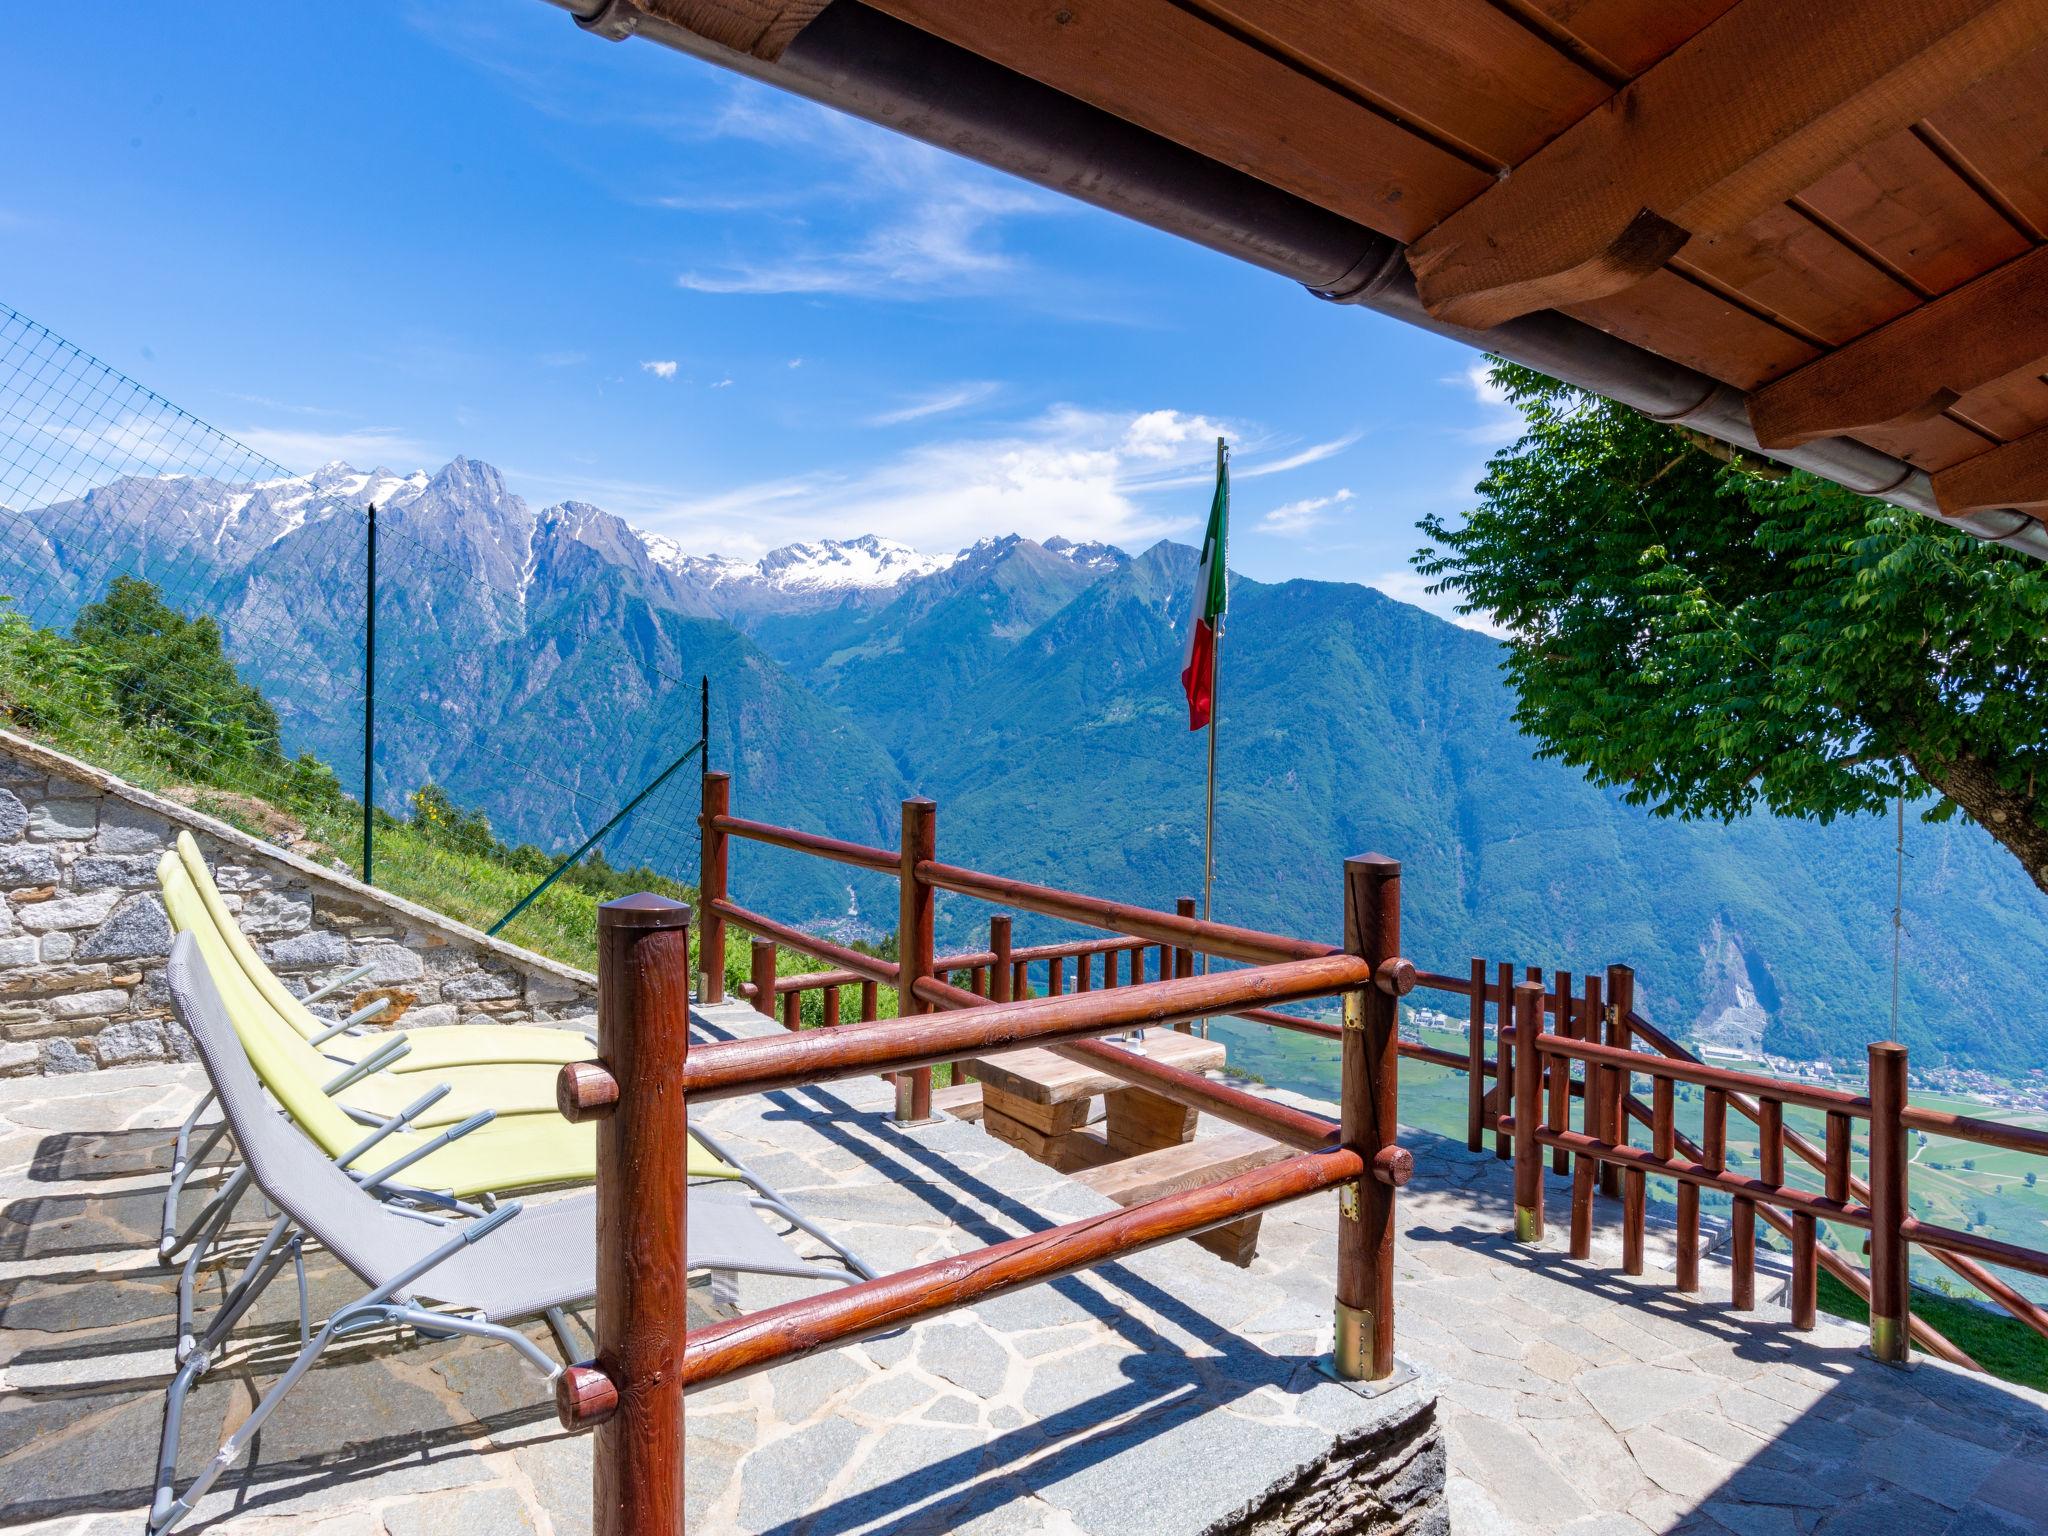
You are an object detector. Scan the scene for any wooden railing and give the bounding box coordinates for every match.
[1416,965,2048,1371]
[703,779,2048,1364]
[549,776,2048,1534]
[549,776,1414,1535]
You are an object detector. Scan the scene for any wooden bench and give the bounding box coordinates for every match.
[1072,1130,1295,1265]
[960,1033,1226,1170]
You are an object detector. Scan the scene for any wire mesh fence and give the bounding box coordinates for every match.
[0,300,702,956]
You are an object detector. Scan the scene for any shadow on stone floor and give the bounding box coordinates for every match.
[29,1126,177,1182]
[0,1185,165,1261]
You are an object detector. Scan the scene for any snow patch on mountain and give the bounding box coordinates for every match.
[643,533,958,595]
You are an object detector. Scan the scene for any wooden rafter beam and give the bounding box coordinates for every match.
[1405,0,2048,329]
[1747,247,2048,448]
[640,0,829,60]
[1932,429,2048,519]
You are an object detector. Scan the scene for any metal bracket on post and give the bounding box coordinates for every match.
[1318,1302,1417,1397]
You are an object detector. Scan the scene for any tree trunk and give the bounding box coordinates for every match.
[1911,748,2048,897]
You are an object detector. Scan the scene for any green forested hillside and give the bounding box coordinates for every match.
[798,543,2048,1074]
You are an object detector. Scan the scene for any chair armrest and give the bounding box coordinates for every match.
[321,1033,409,1096]
[358,1201,524,1307]
[332,1081,450,1170]
[301,963,376,1007]
[354,1109,498,1196]
[309,996,390,1047]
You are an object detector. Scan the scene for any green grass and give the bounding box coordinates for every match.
[1815,1269,2048,1391]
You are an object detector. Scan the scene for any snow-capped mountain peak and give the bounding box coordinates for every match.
[642,532,957,598]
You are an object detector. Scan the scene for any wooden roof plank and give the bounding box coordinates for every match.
[1196,0,1608,170]
[1678,205,1919,348]
[1921,47,2048,239]
[1508,0,1740,81]
[1950,365,2048,443]
[1931,428,2048,516]
[1797,127,2031,298]
[1748,246,2048,447]
[1851,413,2003,474]
[644,0,829,59]
[860,0,1490,240]
[1405,0,2048,329]
[1564,269,1818,391]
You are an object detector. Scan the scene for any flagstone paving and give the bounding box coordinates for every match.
[1,1009,2044,1534]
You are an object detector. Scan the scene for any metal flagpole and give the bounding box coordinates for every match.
[1199,438,1227,1038]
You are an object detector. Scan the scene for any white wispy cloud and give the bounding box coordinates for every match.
[867,382,1001,427]
[230,424,436,473]
[709,378,734,389]
[674,92,1064,300]
[1258,488,1354,537]
[1367,568,1506,637]
[640,360,679,380]
[632,404,1246,559]
[1457,362,1525,448]
[221,392,348,419]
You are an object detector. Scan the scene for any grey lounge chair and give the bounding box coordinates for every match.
[153,934,862,1534]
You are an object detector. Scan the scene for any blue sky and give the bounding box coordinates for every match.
[2,2,1517,616]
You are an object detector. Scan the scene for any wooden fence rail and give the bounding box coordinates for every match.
[556,817,1414,1536]
[692,772,2048,1412]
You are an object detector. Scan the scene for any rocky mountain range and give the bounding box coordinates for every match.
[11,456,2048,1072]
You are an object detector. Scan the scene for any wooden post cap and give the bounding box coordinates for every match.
[1372,1145,1414,1187]
[554,1363,619,1430]
[557,1060,620,1123]
[1374,957,1418,997]
[597,892,692,930]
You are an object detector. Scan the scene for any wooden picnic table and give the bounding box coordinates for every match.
[962,1031,1227,1170]
[959,1031,1284,1266]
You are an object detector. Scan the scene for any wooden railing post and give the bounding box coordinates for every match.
[1335,854,1404,1383]
[1465,958,1486,1152]
[698,772,730,1003]
[1608,965,1643,1271]
[990,916,1013,1003]
[558,894,692,1536]
[1494,961,1513,1161]
[1570,972,1603,1260]
[860,978,879,1023]
[897,799,936,1123]
[750,938,778,1022]
[1868,1041,1910,1364]
[1512,981,1545,1243]
[1601,964,1629,1200]
[1548,969,1573,1176]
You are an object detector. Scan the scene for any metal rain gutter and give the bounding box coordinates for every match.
[552,0,2048,561]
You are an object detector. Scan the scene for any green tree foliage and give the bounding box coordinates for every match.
[1417,364,2048,894]
[72,575,284,763]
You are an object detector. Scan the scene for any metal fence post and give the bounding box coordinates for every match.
[361,502,377,884]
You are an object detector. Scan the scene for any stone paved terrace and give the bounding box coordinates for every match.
[1,1002,2044,1535]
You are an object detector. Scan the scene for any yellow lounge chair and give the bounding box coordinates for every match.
[172,832,594,1075]
[159,853,568,1126]
[158,862,596,1201]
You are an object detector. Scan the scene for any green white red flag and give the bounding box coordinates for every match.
[1180,446,1228,730]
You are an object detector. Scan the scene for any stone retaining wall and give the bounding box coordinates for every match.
[0,730,596,1076]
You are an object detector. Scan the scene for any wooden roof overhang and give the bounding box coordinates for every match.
[549,0,2048,559]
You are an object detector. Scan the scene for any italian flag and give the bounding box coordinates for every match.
[1180,446,1228,731]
